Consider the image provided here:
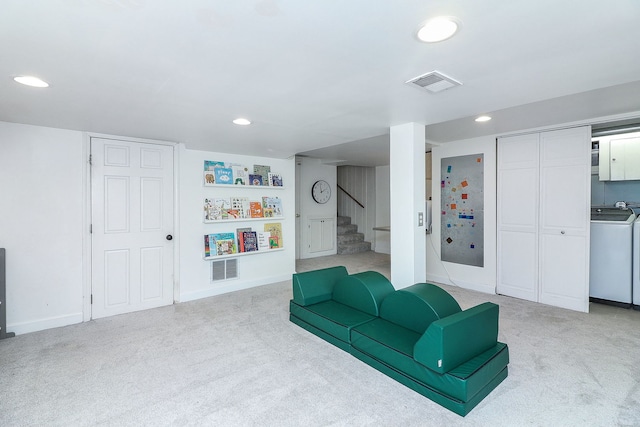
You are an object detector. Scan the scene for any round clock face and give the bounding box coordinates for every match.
[311,180,331,204]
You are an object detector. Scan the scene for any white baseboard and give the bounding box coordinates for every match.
[179,273,292,302]
[8,312,83,336]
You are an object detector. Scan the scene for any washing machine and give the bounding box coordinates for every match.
[633,214,640,307]
[589,207,635,305]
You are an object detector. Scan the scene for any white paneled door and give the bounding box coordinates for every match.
[497,126,590,312]
[91,138,174,319]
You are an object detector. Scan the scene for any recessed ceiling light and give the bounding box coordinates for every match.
[475,115,492,122]
[13,75,49,88]
[417,17,459,43]
[233,118,251,125]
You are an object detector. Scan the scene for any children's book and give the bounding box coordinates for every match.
[236,227,252,252]
[212,198,231,220]
[253,165,271,185]
[203,171,216,186]
[242,231,258,252]
[204,160,225,171]
[230,197,250,219]
[249,201,263,218]
[257,231,271,250]
[262,196,283,217]
[268,173,283,187]
[214,167,233,184]
[232,165,248,185]
[264,222,282,248]
[204,234,212,257]
[249,174,263,186]
[203,198,218,222]
[211,232,236,255]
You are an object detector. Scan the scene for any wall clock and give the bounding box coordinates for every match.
[311,180,331,204]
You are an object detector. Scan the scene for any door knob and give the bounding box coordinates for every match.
[166,234,173,241]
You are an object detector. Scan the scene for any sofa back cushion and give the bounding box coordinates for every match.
[332,271,395,316]
[414,302,499,374]
[292,266,348,306]
[379,283,461,334]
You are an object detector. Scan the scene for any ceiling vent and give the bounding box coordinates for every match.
[406,70,462,93]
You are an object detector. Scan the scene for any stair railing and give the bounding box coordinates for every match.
[337,184,364,208]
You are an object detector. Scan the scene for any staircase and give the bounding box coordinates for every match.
[337,216,371,254]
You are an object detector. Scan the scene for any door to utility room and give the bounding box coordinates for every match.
[90,137,175,319]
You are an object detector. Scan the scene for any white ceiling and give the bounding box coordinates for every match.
[2,1,640,166]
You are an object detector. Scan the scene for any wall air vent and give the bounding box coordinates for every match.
[211,258,238,281]
[406,70,462,93]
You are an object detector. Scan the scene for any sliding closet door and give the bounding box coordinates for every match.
[538,127,591,312]
[497,126,590,312]
[497,134,540,301]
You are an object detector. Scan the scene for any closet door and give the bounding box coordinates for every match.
[497,134,540,301]
[538,127,591,312]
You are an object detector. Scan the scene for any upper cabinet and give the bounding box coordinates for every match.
[598,131,640,181]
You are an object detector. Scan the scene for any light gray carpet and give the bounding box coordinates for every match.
[1,251,639,426]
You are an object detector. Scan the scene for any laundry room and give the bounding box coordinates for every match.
[590,123,640,309]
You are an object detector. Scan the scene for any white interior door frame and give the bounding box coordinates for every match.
[82,133,179,322]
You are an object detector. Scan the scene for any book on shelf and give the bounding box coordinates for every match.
[257,231,271,250]
[232,165,248,185]
[268,172,283,187]
[236,227,252,252]
[262,196,283,217]
[203,171,216,186]
[214,167,233,184]
[203,197,230,221]
[204,160,225,171]
[204,234,212,257]
[209,232,237,256]
[249,174,263,186]
[264,222,282,248]
[263,207,274,218]
[253,165,271,185]
[230,197,250,219]
[242,231,258,252]
[214,197,231,220]
[249,201,263,218]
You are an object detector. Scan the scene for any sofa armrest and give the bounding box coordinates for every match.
[292,266,348,306]
[413,302,499,374]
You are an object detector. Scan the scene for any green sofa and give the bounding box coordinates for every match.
[289,266,509,417]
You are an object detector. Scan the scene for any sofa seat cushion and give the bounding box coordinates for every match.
[290,300,376,343]
[351,319,509,402]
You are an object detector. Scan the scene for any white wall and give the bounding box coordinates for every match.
[374,165,390,254]
[0,121,85,334]
[427,136,497,294]
[297,157,337,259]
[178,146,296,301]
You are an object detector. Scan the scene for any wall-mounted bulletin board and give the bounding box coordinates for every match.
[441,154,484,267]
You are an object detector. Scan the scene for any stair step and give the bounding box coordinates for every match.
[337,232,364,244]
[337,241,372,255]
[337,216,351,226]
[337,224,358,235]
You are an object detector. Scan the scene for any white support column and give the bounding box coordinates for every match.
[390,123,426,288]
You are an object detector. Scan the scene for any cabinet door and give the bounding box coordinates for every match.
[624,136,640,180]
[309,218,335,253]
[497,134,539,301]
[539,127,590,312]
